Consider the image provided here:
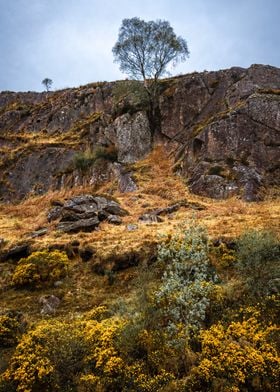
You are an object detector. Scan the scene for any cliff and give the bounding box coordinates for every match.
[0,64,279,202]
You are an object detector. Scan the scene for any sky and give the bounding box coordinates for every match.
[0,0,279,92]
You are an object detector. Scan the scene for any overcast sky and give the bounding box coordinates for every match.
[0,0,279,92]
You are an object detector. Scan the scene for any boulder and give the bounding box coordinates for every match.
[0,242,31,263]
[57,217,100,233]
[107,215,122,225]
[139,214,163,223]
[39,295,60,315]
[49,194,128,233]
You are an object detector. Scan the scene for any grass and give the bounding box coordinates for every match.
[0,145,279,250]
[0,144,279,342]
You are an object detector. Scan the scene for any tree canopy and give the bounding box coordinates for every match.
[112,17,189,84]
[41,78,53,92]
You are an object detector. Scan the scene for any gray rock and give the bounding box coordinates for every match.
[113,111,152,163]
[54,280,63,287]
[57,216,100,233]
[127,224,138,231]
[107,215,122,225]
[139,214,163,223]
[39,295,60,315]
[28,228,48,238]
[0,243,31,263]
[118,171,138,193]
[48,206,62,222]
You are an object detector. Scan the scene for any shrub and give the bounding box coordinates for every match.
[112,80,150,115]
[73,145,118,172]
[154,223,218,344]
[11,250,69,289]
[2,320,88,392]
[187,315,280,391]
[0,313,22,348]
[2,316,174,392]
[236,230,280,297]
[94,145,118,162]
[73,150,96,172]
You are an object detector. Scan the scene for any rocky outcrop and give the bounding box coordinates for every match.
[0,64,279,201]
[159,64,280,200]
[48,194,128,233]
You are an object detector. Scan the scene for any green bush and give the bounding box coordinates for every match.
[112,80,149,115]
[154,223,218,343]
[11,250,69,289]
[73,150,96,172]
[73,146,118,172]
[236,230,280,297]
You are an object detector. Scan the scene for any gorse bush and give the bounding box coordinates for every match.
[187,314,280,391]
[0,313,23,348]
[11,250,69,289]
[2,320,87,392]
[1,315,174,392]
[236,230,280,297]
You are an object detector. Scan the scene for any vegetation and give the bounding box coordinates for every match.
[73,145,118,172]
[41,78,53,92]
[236,229,280,298]
[112,17,189,132]
[11,250,69,289]
[0,145,279,391]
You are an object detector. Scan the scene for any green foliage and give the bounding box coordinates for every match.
[112,17,189,82]
[73,150,96,172]
[11,250,69,289]
[73,145,118,172]
[236,230,280,297]
[208,165,224,176]
[41,78,53,92]
[112,80,150,115]
[154,224,218,342]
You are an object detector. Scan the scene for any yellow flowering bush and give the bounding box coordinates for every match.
[2,320,89,392]
[1,315,174,392]
[11,250,69,289]
[0,314,21,348]
[187,316,280,391]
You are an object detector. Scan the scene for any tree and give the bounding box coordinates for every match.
[42,78,53,92]
[112,17,189,132]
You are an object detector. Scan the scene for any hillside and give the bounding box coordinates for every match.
[0,65,279,392]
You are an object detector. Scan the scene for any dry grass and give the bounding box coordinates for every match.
[0,145,279,321]
[0,145,279,255]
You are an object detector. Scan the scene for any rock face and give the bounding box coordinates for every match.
[160,64,280,200]
[0,64,279,201]
[48,194,128,233]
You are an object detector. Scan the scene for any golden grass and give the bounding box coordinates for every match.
[0,145,279,321]
[0,145,279,256]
